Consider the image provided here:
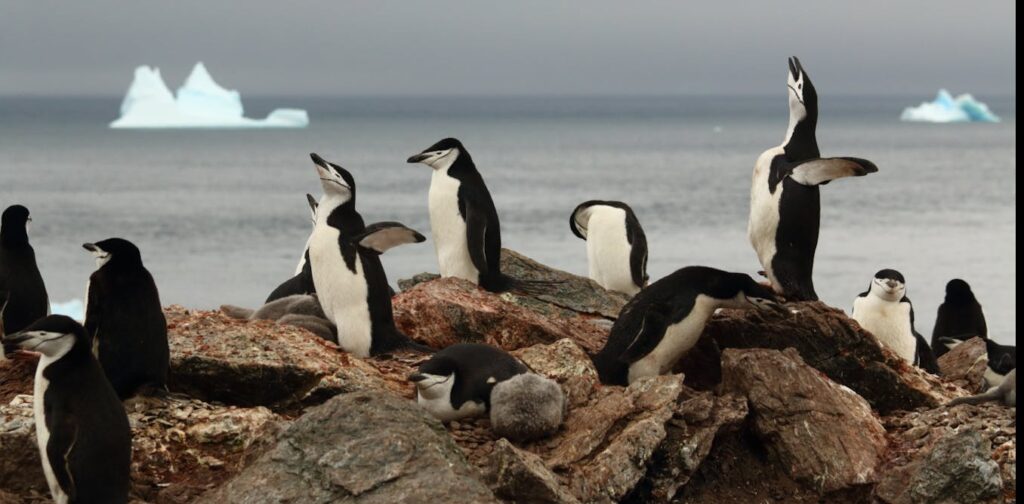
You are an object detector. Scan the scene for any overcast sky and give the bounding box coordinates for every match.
[1,1,1015,96]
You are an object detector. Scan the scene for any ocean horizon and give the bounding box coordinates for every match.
[0,94,1015,344]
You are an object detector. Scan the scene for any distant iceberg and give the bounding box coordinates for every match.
[110,62,308,129]
[51,299,85,322]
[900,89,1000,123]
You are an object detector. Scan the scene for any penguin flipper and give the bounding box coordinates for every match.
[353,222,426,254]
[626,212,649,289]
[913,330,941,374]
[789,157,878,186]
[46,415,79,501]
[464,201,492,277]
[619,304,673,364]
[84,279,102,342]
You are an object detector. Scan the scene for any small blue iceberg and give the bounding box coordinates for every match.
[900,89,1000,123]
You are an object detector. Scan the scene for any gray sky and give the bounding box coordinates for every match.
[1,1,1015,96]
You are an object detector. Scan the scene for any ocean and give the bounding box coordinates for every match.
[0,95,1015,344]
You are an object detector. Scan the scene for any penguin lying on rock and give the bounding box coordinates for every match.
[409,343,566,442]
[221,293,336,342]
[948,368,1016,408]
[936,336,1016,388]
[3,315,132,504]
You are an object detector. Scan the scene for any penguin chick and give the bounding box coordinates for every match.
[948,368,1016,407]
[221,294,327,321]
[277,313,337,342]
[489,373,566,442]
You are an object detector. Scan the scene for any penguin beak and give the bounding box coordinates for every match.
[82,243,98,252]
[408,372,427,383]
[407,153,430,164]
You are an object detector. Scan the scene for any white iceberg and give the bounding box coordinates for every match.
[110,62,308,129]
[900,89,1000,123]
[50,299,85,322]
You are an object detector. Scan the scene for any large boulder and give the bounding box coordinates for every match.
[0,393,282,503]
[937,336,989,392]
[700,302,955,414]
[166,306,395,410]
[195,391,496,504]
[720,348,887,497]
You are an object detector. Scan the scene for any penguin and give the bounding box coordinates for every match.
[0,205,49,334]
[591,266,787,386]
[931,278,988,358]
[265,194,319,303]
[569,200,648,295]
[407,138,550,294]
[748,57,878,301]
[2,315,131,503]
[934,336,1015,388]
[83,238,169,399]
[409,343,528,421]
[948,368,1016,407]
[220,294,337,342]
[307,153,429,357]
[851,269,939,374]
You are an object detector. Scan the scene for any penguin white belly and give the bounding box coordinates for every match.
[628,295,716,383]
[309,225,372,358]
[33,359,69,504]
[586,208,637,295]
[852,297,916,363]
[984,367,1007,388]
[429,171,479,283]
[416,392,486,422]
[749,148,783,287]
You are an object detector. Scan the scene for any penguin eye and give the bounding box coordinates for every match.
[798,84,802,90]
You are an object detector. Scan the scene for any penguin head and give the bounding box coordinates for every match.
[407,138,465,172]
[786,56,817,123]
[310,153,356,204]
[0,204,31,246]
[944,278,977,305]
[2,315,89,361]
[408,356,458,401]
[305,193,319,224]
[82,238,143,271]
[869,269,906,302]
[702,269,786,314]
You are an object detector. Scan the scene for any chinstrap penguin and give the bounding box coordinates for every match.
[0,205,49,335]
[83,238,169,399]
[948,368,1016,408]
[851,269,939,374]
[748,57,878,301]
[570,200,648,295]
[591,266,787,386]
[931,278,987,358]
[307,153,429,357]
[934,336,1015,388]
[407,138,553,294]
[2,315,132,504]
[265,194,319,303]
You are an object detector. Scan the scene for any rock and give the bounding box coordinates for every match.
[701,301,953,414]
[876,430,1003,504]
[165,305,392,410]
[720,348,887,496]
[0,393,283,503]
[498,249,630,319]
[937,336,989,392]
[879,401,1015,503]
[512,339,599,409]
[629,390,749,503]
[196,391,496,504]
[487,439,579,504]
[397,272,440,291]
[393,278,610,354]
[0,357,35,405]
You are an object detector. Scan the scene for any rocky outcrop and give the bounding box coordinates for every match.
[486,439,580,504]
[0,393,282,503]
[166,306,396,410]
[720,348,887,497]
[700,302,955,414]
[937,336,989,392]
[195,391,496,504]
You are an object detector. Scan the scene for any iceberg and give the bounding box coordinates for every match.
[900,89,1000,123]
[50,299,85,322]
[110,62,308,129]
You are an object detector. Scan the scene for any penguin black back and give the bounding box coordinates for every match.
[931,279,987,358]
[3,315,131,503]
[413,343,528,411]
[0,205,49,334]
[84,238,169,399]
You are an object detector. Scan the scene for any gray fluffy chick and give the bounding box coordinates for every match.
[489,373,566,442]
[948,368,1016,407]
[220,294,336,342]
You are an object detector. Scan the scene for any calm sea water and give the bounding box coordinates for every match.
[0,95,1015,344]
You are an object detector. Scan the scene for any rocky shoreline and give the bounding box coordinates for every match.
[0,250,1015,503]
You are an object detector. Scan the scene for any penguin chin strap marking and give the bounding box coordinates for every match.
[787,85,804,104]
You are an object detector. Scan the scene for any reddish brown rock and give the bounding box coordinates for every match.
[937,336,989,392]
[486,439,579,504]
[512,339,599,409]
[393,278,610,354]
[700,301,954,414]
[721,348,887,496]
